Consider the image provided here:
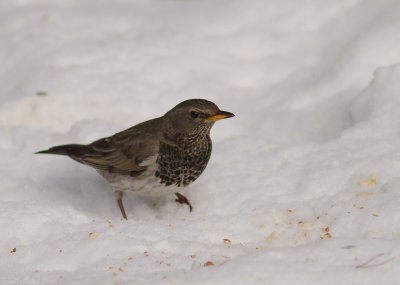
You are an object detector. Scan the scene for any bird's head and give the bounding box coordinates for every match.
[163,99,235,135]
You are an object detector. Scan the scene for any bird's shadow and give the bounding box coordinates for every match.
[38,162,184,221]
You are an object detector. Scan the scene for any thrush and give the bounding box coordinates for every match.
[37,99,234,219]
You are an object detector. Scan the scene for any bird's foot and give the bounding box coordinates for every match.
[117,198,128,220]
[175,193,193,212]
[115,191,128,220]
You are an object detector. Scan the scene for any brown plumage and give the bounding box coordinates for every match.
[37,99,234,219]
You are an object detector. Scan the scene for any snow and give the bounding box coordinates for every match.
[2,0,400,284]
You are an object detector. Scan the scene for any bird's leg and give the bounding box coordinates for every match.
[175,193,193,212]
[115,191,128,220]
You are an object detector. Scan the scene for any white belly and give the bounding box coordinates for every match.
[96,155,183,196]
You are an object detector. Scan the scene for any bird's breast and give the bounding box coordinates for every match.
[155,138,212,187]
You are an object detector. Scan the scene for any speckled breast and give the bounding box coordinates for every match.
[155,136,212,188]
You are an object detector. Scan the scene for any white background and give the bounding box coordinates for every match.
[1,0,400,284]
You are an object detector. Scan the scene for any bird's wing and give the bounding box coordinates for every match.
[69,127,160,175]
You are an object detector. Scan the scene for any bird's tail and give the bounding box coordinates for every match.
[35,144,86,156]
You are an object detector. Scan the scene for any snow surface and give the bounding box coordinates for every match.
[2,0,400,284]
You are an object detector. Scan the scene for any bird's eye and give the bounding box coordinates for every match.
[190,111,199,118]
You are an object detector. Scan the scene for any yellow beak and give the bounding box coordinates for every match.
[207,110,235,121]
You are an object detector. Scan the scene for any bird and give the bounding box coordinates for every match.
[36,99,234,219]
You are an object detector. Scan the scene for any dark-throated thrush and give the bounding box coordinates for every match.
[37,99,234,219]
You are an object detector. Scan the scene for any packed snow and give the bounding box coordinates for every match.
[2,0,400,284]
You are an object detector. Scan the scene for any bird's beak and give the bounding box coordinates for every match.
[207,110,235,121]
